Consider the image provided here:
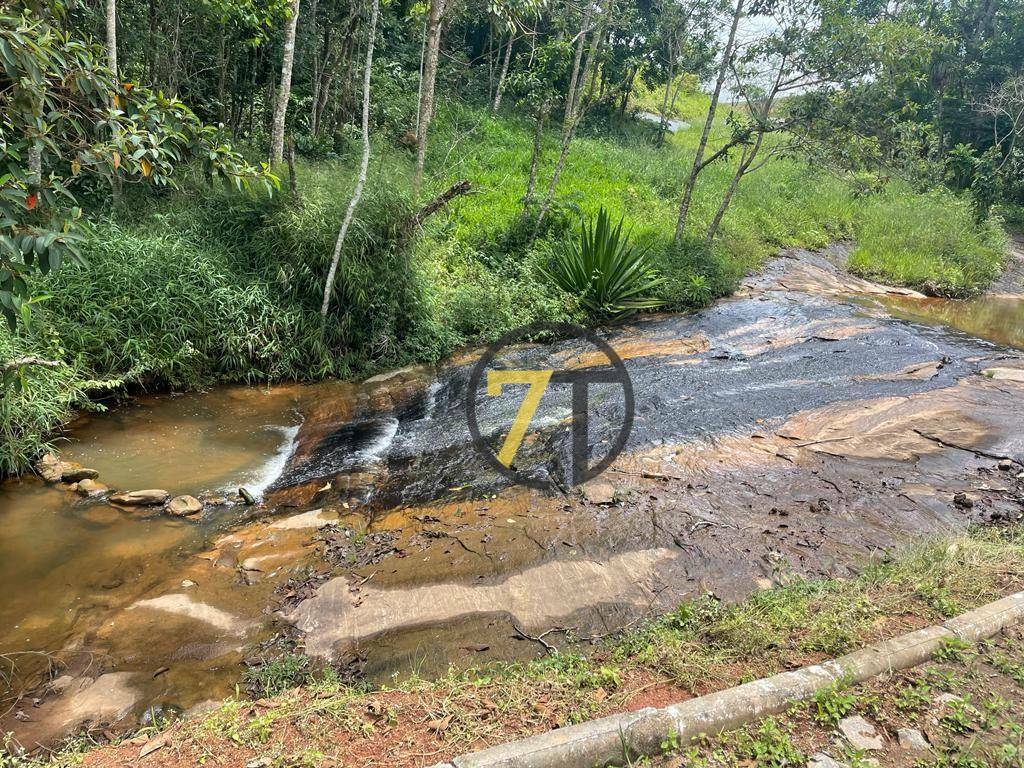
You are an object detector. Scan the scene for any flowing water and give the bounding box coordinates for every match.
[1,251,1023,748]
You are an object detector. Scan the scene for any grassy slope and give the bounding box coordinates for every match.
[0,102,1006,473]
[12,526,1024,768]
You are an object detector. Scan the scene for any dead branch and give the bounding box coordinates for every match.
[407,180,472,232]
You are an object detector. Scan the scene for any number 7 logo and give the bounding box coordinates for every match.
[487,370,554,467]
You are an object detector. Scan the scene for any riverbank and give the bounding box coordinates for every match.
[8,526,1024,768]
[0,105,1009,476]
[2,245,1023,755]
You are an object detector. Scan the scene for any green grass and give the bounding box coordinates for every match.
[0,102,1008,473]
[849,187,1007,297]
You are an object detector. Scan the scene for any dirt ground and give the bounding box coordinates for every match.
[646,623,1024,768]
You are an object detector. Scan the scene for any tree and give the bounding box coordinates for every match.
[531,0,612,237]
[674,0,744,242]
[105,0,117,76]
[269,0,301,165]
[321,0,379,316]
[414,0,448,188]
[0,6,276,330]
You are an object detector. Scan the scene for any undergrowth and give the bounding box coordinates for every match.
[0,103,1009,473]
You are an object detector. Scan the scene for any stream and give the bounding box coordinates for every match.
[2,246,1023,749]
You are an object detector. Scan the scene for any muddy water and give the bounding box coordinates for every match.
[2,250,1024,749]
[855,294,1024,351]
[0,387,303,743]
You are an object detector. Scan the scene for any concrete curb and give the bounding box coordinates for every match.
[425,590,1024,768]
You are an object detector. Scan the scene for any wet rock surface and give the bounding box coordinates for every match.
[3,247,1024,749]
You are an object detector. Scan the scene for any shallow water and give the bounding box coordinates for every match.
[0,386,303,704]
[2,254,1024,746]
[856,294,1024,351]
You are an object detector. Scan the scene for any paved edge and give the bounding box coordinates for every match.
[422,590,1024,768]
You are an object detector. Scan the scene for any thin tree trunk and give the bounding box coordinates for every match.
[147,0,157,82]
[309,0,320,132]
[217,29,228,123]
[270,0,301,166]
[321,0,379,317]
[658,56,675,147]
[523,100,550,208]
[105,0,118,76]
[491,33,514,114]
[532,1,607,236]
[704,131,762,244]
[415,0,446,188]
[674,0,744,242]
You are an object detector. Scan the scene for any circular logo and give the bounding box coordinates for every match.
[465,321,634,490]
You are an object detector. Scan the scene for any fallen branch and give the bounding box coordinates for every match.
[511,621,562,655]
[406,180,472,233]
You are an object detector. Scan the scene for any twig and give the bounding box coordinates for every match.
[511,621,561,654]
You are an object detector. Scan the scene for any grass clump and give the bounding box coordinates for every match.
[849,187,1007,297]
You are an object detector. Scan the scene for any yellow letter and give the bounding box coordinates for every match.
[487,369,554,467]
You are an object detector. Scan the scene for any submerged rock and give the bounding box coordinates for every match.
[166,495,203,517]
[110,489,170,507]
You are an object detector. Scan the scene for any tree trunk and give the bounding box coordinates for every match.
[674,0,744,242]
[704,131,762,244]
[147,0,157,82]
[658,55,675,147]
[415,0,446,188]
[523,100,550,208]
[532,1,607,236]
[491,33,514,114]
[308,0,320,133]
[217,29,228,123]
[321,0,380,317]
[270,0,302,166]
[105,0,118,76]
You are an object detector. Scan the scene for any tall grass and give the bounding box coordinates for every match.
[849,188,1007,297]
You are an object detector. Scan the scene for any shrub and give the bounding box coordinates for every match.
[541,206,665,319]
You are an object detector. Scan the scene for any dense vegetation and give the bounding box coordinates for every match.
[0,0,1020,473]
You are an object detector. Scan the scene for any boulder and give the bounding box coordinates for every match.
[110,489,170,507]
[166,495,203,517]
[238,487,256,506]
[808,754,849,768]
[76,478,109,498]
[897,728,929,752]
[36,453,64,483]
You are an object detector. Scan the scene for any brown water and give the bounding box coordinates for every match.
[0,387,303,715]
[857,294,1024,350]
[2,252,1024,747]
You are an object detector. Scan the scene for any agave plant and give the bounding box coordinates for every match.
[543,207,665,319]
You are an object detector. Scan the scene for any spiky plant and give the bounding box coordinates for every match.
[543,207,665,319]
